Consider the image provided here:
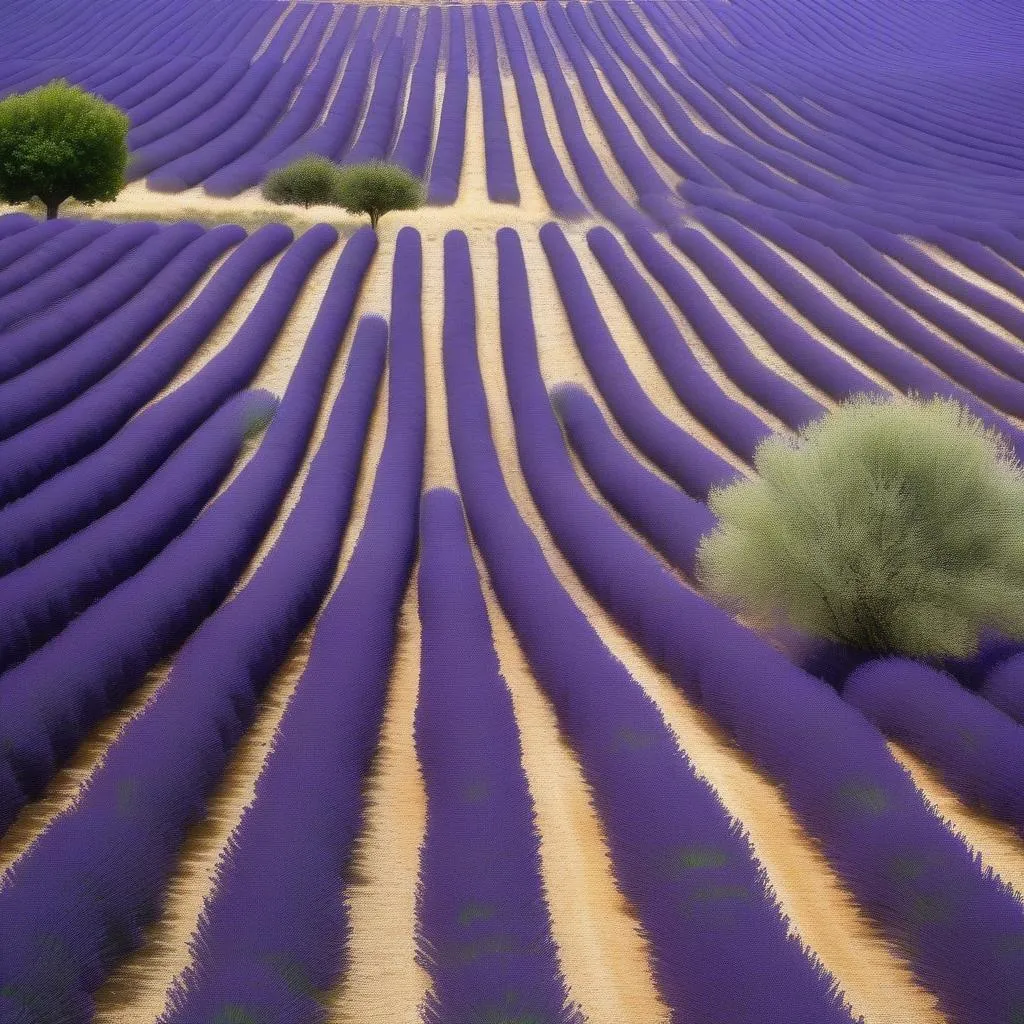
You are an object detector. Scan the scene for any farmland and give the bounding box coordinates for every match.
[1,1,1023,1022]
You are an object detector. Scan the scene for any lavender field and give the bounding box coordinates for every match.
[0,1,1023,1022]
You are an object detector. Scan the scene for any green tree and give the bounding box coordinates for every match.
[261,156,342,209]
[333,160,424,231]
[0,80,129,220]
[697,396,1024,658]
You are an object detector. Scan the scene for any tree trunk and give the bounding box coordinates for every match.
[44,198,61,220]
[369,209,379,231]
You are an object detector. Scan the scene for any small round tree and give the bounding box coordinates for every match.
[697,396,1024,659]
[334,161,424,231]
[0,80,129,220]
[261,156,342,209]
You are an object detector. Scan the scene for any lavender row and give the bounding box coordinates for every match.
[492,225,1024,1023]
[0,387,268,674]
[391,8,442,178]
[445,227,857,1024]
[521,3,644,231]
[0,222,111,299]
[0,222,193,385]
[844,659,1024,835]
[0,225,369,837]
[0,217,73,269]
[543,2,676,223]
[586,226,772,459]
[0,220,158,337]
[415,487,581,1024]
[668,221,1024,459]
[622,228,825,431]
[0,223,290,517]
[161,229,423,1023]
[496,4,586,218]
[683,184,1024,385]
[0,225,326,568]
[427,7,468,205]
[343,10,417,165]
[0,316,385,1023]
[554,384,714,578]
[147,5,333,191]
[269,7,382,171]
[0,224,242,441]
[205,7,361,196]
[472,5,519,204]
[540,224,739,499]
[130,6,311,181]
[125,4,291,154]
[564,1,720,189]
[694,207,1024,420]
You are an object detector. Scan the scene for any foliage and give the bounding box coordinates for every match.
[0,80,128,219]
[261,155,343,209]
[334,160,424,229]
[697,396,1024,658]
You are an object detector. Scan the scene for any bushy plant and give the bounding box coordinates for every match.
[334,160,424,230]
[0,79,129,219]
[697,396,1024,658]
[261,156,342,209]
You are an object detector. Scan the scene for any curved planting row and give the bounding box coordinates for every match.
[521,3,645,232]
[488,224,1024,1024]
[0,224,243,441]
[0,218,76,271]
[415,487,581,1024]
[145,6,334,191]
[0,222,195,384]
[391,8,442,178]
[0,223,290,519]
[540,224,739,499]
[0,221,158,337]
[343,10,418,166]
[160,228,424,1024]
[0,315,386,1023]
[473,4,519,203]
[496,4,587,218]
[844,660,1024,836]
[205,7,361,196]
[0,224,315,546]
[427,7,468,205]
[0,225,373,838]
[0,390,264,675]
[268,7,382,172]
[586,226,773,459]
[444,227,857,1024]
[0,222,112,299]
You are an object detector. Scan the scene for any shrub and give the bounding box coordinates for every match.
[697,396,1024,658]
[261,155,342,208]
[334,160,424,230]
[0,80,129,219]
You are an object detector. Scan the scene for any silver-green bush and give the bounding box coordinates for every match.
[697,396,1024,658]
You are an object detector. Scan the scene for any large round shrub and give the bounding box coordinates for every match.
[0,80,129,220]
[697,396,1024,658]
[261,156,342,209]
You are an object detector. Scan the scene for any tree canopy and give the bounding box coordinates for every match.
[261,156,343,209]
[0,80,129,219]
[334,161,424,230]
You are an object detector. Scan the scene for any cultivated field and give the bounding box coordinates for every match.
[0,1,1023,1023]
